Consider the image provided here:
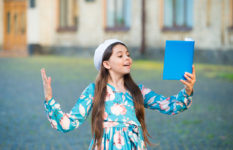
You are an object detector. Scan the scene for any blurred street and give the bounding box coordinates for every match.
[0,56,232,150]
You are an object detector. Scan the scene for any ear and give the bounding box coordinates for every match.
[103,61,111,70]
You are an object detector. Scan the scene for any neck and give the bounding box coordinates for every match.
[107,72,124,87]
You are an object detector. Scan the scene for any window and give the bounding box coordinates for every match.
[163,0,194,31]
[30,0,36,8]
[57,0,78,32]
[105,0,131,31]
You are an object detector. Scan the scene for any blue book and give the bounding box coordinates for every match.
[163,40,195,80]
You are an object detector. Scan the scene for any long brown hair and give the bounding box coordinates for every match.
[91,42,152,149]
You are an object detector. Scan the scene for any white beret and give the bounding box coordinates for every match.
[94,39,124,71]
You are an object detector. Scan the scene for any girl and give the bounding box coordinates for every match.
[41,39,196,150]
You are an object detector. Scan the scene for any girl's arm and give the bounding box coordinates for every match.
[139,65,196,115]
[44,83,95,133]
[138,84,193,115]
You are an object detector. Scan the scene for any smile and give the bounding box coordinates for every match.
[123,65,131,68]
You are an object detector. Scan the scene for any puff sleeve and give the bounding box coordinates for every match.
[44,83,95,132]
[138,84,193,115]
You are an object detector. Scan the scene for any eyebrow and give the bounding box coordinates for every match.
[116,50,129,54]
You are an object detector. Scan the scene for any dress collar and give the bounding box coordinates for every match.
[107,83,129,94]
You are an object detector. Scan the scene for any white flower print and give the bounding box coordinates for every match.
[49,99,55,105]
[50,119,58,129]
[146,96,156,105]
[141,86,151,96]
[54,103,60,109]
[103,121,119,128]
[123,127,127,132]
[80,94,85,99]
[49,111,53,116]
[100,139,109,150]
[158,98,170,111]
[106,139,109,150]
[106,86,115,101]
[86,99,91,105]
[128,130,137,143]
[87,105,91,113]
[113,131,125,149]
[122,95,125,101]
[111,104,127,116]
[127,120,138,126]
[79,104,86,117]
[184,98,188,105]
[74,120,80,128]
[103,111,108,120]
[59,114,70,130]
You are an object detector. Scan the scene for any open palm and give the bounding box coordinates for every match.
[41,68,53,102]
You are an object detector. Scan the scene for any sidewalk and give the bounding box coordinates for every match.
[0,56,232,150]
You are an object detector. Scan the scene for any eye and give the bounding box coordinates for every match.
[118,55,123,58]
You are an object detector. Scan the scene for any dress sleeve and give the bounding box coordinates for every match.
[138,84,193,115]
[43,83,95,133]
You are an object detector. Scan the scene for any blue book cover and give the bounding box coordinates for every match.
[163,40,195,80]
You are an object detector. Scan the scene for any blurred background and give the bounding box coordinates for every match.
[0,0,233,150]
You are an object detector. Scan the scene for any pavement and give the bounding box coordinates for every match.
[0,56,232,150]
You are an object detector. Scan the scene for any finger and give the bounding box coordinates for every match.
[180,80,192,89]
[40,68,45,81]
[41,70,47,83]
[184,74,192,82]
[185,72,194,79]
[43,69,48,80]
[41,69,48,83]
[192,65,196,79]
[180,79,189,86]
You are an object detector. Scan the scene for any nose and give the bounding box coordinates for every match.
[124,57,130,62]
[124,56,132,64]
[124,54,131,60]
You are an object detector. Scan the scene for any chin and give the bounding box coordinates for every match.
[115,68,131,75]
[118,71,130,76]
[123,71,131,75]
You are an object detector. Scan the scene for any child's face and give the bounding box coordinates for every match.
[104,44,132,75]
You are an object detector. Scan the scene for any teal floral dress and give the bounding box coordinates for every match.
[44,83,193,150]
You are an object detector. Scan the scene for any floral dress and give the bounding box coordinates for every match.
[44,83,193,150]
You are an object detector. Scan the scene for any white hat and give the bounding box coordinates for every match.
[94,39,124,71]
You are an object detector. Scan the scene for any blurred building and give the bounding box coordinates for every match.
[0,0,232,63]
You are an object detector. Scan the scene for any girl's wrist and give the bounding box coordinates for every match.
[46,96,53,102]
[185,88,193,96]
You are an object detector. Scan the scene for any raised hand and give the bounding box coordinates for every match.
[41,68,53,102]
[180,65,196,96]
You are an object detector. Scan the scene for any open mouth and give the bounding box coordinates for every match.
[123,64,131,68]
